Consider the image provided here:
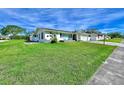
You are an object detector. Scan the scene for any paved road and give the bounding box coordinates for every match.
[88,40,124,85]
[88,41,124,47]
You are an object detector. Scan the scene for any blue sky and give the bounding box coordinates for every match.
[0,8,124,33]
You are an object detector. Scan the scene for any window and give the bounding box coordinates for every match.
[69,34,72,38]
[39,34,40,40]
[50,35,53,37]
[34,35,37,37]
[41,32,44,39]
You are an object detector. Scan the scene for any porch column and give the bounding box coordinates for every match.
[76,34,79,41]
[43,32,45,40]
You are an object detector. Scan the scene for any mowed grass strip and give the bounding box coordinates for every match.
[0,40,116,84]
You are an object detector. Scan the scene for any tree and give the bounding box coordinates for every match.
[80,29,86,33]
[24,31,32,41]
[122,33,124,38]
[107,32,122,39]
[81,28,102,34]
[0,25,25,39]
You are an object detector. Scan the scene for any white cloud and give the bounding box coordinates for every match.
[0,8,124,32]
[100,28,124,33]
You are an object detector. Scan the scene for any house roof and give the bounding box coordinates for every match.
[36,28,74,34]
[36,28,92,35]
[32,27,104,36]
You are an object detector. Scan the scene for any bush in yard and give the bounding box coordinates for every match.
[59,40,64,42]
[51,35,57,43]
[0,38,6,40]
[10,35,28,40]
[26,36,30,42]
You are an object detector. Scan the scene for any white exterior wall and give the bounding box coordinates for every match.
[56,34,61,41]
[79,36,90,41]
[96,37,99,40]
[92,35,104,40]
[80,36,88,41]
[98,36,104,40]
[79,35,105,41]
[44,33,52,40]
[90,36,97,41]
[87,37,91,41]
[101,36,104,40]
[44,33,62,41]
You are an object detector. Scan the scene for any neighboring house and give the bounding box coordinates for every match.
[30,28,105,42]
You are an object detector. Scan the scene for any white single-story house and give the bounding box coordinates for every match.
[30,28,105,42]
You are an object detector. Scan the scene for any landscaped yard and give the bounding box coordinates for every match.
[101,38,122,43]
[0,40,116,84]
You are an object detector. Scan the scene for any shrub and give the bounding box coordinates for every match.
[59,40,64,42]
[0,38,6,40]
[26,36,30,42]
[10,35,28,40]
[51,36,57,43]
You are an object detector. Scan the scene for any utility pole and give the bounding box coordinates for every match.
[103,34,106,45]
[74,24,79,41]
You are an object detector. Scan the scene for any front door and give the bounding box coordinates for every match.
[73,34,77,41]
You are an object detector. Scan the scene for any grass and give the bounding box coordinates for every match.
[100,38,122,43]
[0,40,116,84]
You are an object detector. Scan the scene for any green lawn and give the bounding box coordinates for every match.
[101,38,122,43]
[0,40,116,84]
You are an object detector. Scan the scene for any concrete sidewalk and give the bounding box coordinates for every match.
[88,40,124,85]
[0,40,8,42]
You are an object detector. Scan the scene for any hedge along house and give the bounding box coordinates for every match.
[30,28,105,42]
